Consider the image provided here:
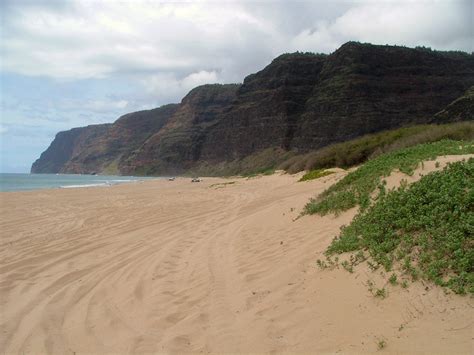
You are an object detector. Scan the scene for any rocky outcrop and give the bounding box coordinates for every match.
[32,42,474,175]
[31,124,110,174]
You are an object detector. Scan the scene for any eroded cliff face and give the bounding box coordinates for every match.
[292,43,474,150]
[31,125,110,174]
[120,84,240,175]
[199,53,327,162]
[31,104,178,174]
[432,86,474,123]
[32,42,474,175]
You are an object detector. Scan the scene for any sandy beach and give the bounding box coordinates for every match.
[1,167,473,354]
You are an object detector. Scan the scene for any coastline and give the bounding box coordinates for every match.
[0,173,157,193]
[1,172,472,353]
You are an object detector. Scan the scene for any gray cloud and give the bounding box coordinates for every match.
[2,0,471,84]
[287,0,473,53]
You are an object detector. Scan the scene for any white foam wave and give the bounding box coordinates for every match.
[60,183,110,189]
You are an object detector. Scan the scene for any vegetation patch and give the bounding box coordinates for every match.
[280,122,474,174]
[304,140,474,216]
[327,158,473,294]
[299,169,335,182]
[189,147,292,177]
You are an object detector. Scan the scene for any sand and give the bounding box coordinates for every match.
[1,158,473,354]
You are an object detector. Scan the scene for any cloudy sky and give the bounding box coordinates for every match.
[0,0,472,173]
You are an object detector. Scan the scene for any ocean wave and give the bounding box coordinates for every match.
[60,183,110,189]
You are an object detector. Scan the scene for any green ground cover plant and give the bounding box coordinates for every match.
[326,158,474,294]
[304,140,474,216]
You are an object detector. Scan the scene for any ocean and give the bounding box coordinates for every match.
[0,173,157,192]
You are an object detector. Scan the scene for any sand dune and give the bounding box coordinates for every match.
[1,165,472,353]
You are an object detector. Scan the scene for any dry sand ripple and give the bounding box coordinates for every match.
[0,172,472,353]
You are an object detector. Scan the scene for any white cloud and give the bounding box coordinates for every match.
[290,1,473,53]
[182,71,220,89]
[143,70,222,103]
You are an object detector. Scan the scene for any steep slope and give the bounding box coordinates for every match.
[197,43,473,165]
[292,42,474,150]
[32,42,474,175]
[31,124,111,174]
[432,86,474,122]
[121,84,240,175]
[199,53,327,162]
[31,104,178,174]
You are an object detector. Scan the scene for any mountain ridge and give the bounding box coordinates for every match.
[31,42,474,175]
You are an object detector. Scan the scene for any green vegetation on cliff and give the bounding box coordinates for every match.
[281,121,474,174]
[184,122,474,178]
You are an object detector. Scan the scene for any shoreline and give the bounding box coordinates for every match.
[0,173,161,193]
[1,171,472,353]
